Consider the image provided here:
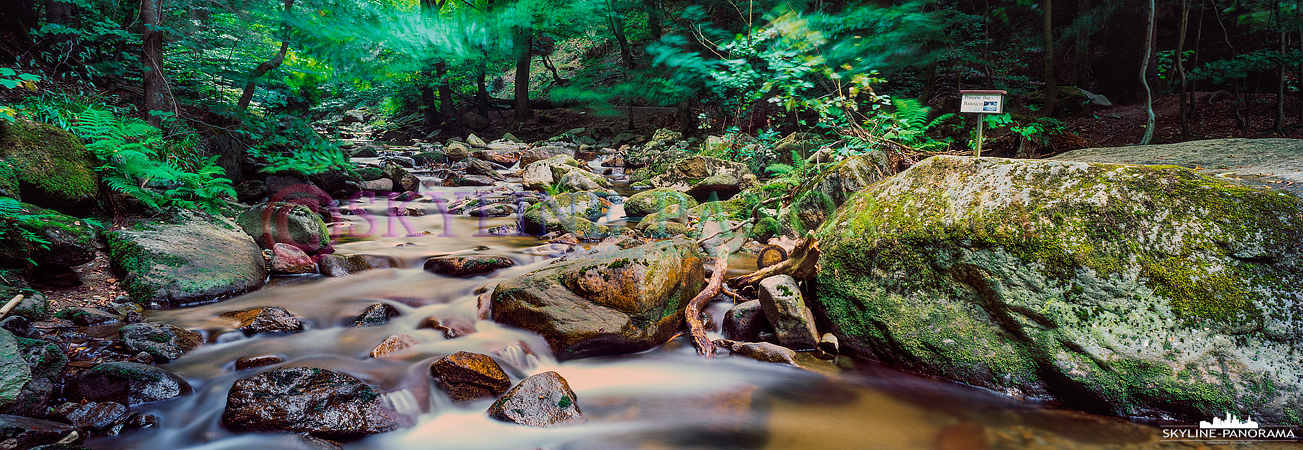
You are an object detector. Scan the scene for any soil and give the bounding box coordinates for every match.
[1063,91,1303,148]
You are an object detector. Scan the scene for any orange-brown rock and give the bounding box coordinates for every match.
[429,351,510,402]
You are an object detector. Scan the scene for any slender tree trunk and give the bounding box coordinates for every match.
[608,3,633,68]
[513,26,533,121]
[677,99,693,135]
[1177,0,1191,139]
[1072,0,1090,86]
[1191,3,1204,119]
[437,61,454,123]
[236,0,294,111]
[1139,0,1156,144]
[1042,0,1056,117]
[419,71,438,127]
[476,55,489,119]
[141,0,172,126]
[1275,26,1285,131]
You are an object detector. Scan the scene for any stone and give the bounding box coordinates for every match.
[56,307,117,326]
[557,170,609,192]
[418,317,476,339]
[521,155,582,192]
[722,300,769,342]
[518,146,571,168]
[0,201,97,268]
[714,339,799,366]
[0,330,31,410]
[756,275,819,350]
[466,134,488,148]
[235,355,283,370]
[786,151,892,234]
[771,132,831,164]
[52,401,130,432]
[369,334,418,358]
[222,367,413,437]
[5,334,66,417]
[445,142,471,162]
[318,254,398,277]
[472,150,519,166]
[429,351,510,402]
[308,170,362,199]
[119,323,202,362]
[413,150,447,165]
[463,158,503,180]
[460,112,490,131]
[623,189,698,217]
[814,155,1303,422]
[65,362,191,405]
[634,155,755,202]
[221,306,305,334]
[358,178,394,192]
[423,255,515,277]
[491,238,703,360]
[237,203,331,255]
[0,415,80,449]
[486,371,583,427]
[270,243,317,274]
[351,303,400,327]
[520,191,611,239]
[106,211,268,306]
[0,120,99,209]
[468,203,515,217]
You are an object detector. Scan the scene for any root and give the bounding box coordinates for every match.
[687,245,729,357]
[727,233,819,288]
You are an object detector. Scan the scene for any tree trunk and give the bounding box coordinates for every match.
[476,56,490,119]
[1072,0,1090,86]
[1139,0,1156,144]
[1176,0,1190,139]
[677,99,693,135]
[514,27,533,121]
[608,2,634,69]
[141,0,172,126]
[236,0,294,111]
[1191,3,1204,120]
[1275,27,1285,131]
[437,61,454,123]
[1042,0,1056,117]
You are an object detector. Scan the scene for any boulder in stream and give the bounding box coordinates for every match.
[221,306,305,334]
[351,303,400,327]
[423,255,515,277]
[236,202,331,255]
[317,254,397,277]
[222,367,413,437]
[814,155,1303,422]
[0,330,32,410]
[429,351,511,402]
[65,362,191,405]
[106,211,268,306]
[270,242,317,274]
[756,275,819,350]
[486,371,583,427]
[491,238,703,360]
[623,188,698,218]
[119,322,202,362]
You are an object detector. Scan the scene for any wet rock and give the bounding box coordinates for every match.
[633,204,693,238]
[358,178,393,192]
[106,211,267,305]
[492,238,703,360]
[383,163,421,193]
[0,330,31,410]
[443,174,497,187]
[815,333,839,360]
[787,151,891,234]
[520,191,610,239]
[814,155,1303,422]
[65,362,192,405]
[0,317,35,339]
[119,322,202,362]
[0,201,97,268]
[55,307,117,326]
[369,334,418,358]
[418,317,476,339]
[521,155,582,192]
[556,171,609,192]
[0,120,100,208]
[423,255,515,277]
[714,339,799,366]
[222,367,413,437]
[468,203,515,217]
[623,189,698,217]
[317,254,397,277]
[445,141,471,161]
[235,355,283,370]
[473,150,519,166]
[3,334,67,417]
[756,275,819,350]
[271,243,317,274]
[518,146,571,168]
[221,306,305,334]
[413,150,447,165]
[633,155,755,202]
[429,351,510,402]
[486,371,583,427]
[464,158,503,180]
[0,414,81,449]
[308,170,362,199]
[351,303,400,327]
[51,401,130,434]
[467,134,488,148]
[722,300,769,342]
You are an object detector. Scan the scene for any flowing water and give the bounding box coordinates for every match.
[79,152,1249,450]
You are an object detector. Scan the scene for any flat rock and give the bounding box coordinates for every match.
[1052,138,1303,196]
[222,367,413,437]
[65,362,191,405]
[486,371,583,427]
[221,306,305,334]
[423,255,515,277]
[119,322,202,362]
[429,351,511,402]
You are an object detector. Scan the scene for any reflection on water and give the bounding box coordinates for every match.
[83,161,1273,450]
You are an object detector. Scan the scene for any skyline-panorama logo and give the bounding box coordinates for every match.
[1162,413,1298,443]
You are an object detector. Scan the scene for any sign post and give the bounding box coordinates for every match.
[959,90,1006,157]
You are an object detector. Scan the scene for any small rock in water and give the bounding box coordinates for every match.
[118,322,202,362]
[351,303,401,327]
[0,414,81,449]
[423,255,515,277]
[417,316,476,339]
[317,254,397,277]
[548,233,580,246]
[65,362,193,405]
[722,300,770,342]
[714,339,799,366]
[429,351,511,402]
[222,367,413,437]
[815,333,839,360]
[58,307,118,326]
[486,371,584,427]
[270,243,317,275]
[221,306,305,334]
[756,275,820,350]
[369,334,418,358]
[468,203,515,217]
[235,355,283,370]
[52,401,130,434]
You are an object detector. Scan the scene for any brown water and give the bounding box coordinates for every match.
[81,155,1270,450]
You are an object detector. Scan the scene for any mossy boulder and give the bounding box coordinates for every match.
[624,189,698,217]
[0,329,32,410]
[0,120,99,209]
[772,132,832,163]
[491,238,704,360]
[813,155,1303,422]
[0,198,98,268]
[236,202,331,255]
[635,155,756,202]
[107,211,268,306]
[521,155,583,192]
[521,191,611,239]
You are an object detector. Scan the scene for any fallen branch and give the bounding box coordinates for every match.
[0,294,24,319]
[696,217,754,246]
[687,245,729,357]
[727,233,820,288]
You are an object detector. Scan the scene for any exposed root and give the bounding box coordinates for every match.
[687,245,729,357]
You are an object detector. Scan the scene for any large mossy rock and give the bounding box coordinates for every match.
[0,330,32,411]
[491,238,704,360]
[633,155,755,202]
[236,202,331,255]
[520,191,610,239]
[624,189,698,217]
[0,120,99,209]
[0,199,98,268]
[785,151,893,234]
[814,155,1303,422]
[107,212,268,306]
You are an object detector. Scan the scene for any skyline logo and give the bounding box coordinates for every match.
[1163,412,1297,443]
[1199,413,1259,429]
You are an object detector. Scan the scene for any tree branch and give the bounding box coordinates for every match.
[687,245,729,357]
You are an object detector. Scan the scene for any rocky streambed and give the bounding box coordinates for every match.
[1,127,1301,449]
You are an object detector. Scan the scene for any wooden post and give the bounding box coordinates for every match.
[976,116,984,157]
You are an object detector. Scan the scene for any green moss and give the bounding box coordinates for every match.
[558,395,572,408]
[0,120,99,205]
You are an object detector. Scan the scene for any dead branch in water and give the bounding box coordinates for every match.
[727,233,820,288]
[687,245,729,357]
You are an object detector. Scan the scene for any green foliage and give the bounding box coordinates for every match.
[237,114,350,175]
[0,69,40,122]
[863,97,955,152]
[71,108,234,213]
[983,113,1065,152]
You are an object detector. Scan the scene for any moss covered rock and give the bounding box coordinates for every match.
[624,189,698,217]
[0,120,99,209]
[0,198,98,268]
[491,238,704,360]
[107,211,268,306]
[814,155,1303,422]
[635,155,756,202]
[0,329,32,410]
[521,191,611,239]
[236,202,330,255]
